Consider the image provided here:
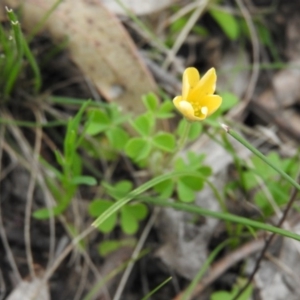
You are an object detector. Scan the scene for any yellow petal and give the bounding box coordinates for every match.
[201,95,222,116]
[188,68,216,101]
[182,67,200,99]
[173,99,199,121]
[173,95,183,109]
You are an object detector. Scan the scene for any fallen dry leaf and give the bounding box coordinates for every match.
[101,0,176,16]
[6,0,157,114]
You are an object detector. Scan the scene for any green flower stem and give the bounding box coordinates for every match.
[142,198,300,242]
[177,118,192,151]
[92,171,199,228]
[163,118,191,169]
[222,124,300,191]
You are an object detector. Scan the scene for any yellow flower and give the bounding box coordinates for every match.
[173,67,222,121]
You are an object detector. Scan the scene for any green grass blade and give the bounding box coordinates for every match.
[6,8,23,55]
[4,8,24,96]
[142,198,300,242]
[0,117,67,127]
[141,277,172,300]
[22,38,42,92]
[91,171,204,228]
[182,240,229,300]
[0,22,16,89]
[222,124,300,191]
[6,7,41,93]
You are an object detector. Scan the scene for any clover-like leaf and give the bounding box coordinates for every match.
[108,103,129,125]
[131,114,153,136]
[86,109,111,135]
[104,180,133,199]
[126,203,148,220]
[174,157,186,171]
[120,206,139,235]
[180,176,204,191]
[106,127,129,150]
[157,101,174,119]
[125,137,152,161]
[243,171,257,191]
[88,200,117,233]
[154,179,175,198]
[142,93,159,111]
[153,132,176,152]
[177,180,195,202]
[197,166,212,177]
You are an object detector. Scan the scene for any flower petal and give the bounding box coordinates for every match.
[182,67,200,99]
[201,95,222,116]
[189,68,216,101]
[173,95,183,112]
[175,100,203,121]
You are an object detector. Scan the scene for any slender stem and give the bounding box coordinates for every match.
[221,124,300,191]
[177,119,191,151]
[164,118,191,168]
[141,277,172,300]
[142,198,300,242]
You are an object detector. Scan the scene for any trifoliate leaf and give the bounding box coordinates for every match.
[126,203,148,220]
[132,114,153,136]
[142,93,159,111]
[88,200,117,233]
[154,179,175,198]
[157,101,174,118]
[177,180,195,202]
[106,126,129,150]
[86,109,111,135]
[125,137,152,161]
[120,206,139,235]
[153,132,176,152]
[180,176,204,191]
